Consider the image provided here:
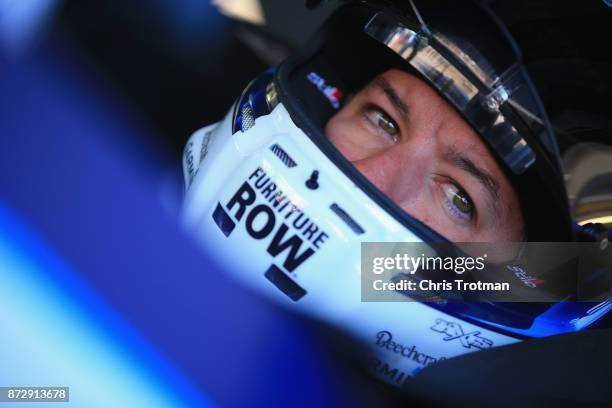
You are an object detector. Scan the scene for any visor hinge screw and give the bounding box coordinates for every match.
[306,170,319,190]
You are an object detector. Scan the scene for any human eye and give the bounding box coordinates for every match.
[439,180,475,224]
[361,104,400,142]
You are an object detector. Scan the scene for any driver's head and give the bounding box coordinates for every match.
[326,68,524,242]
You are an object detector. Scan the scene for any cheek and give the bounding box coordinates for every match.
[497,188,525,241]
[325,115,344,147]
[353,147,429,211]
[325,114,359,161]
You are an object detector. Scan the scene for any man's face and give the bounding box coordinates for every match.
[325,69,524,242]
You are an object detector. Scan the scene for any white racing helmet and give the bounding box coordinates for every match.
[182,0,611,385]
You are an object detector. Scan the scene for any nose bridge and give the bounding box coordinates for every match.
[351,140,430,202]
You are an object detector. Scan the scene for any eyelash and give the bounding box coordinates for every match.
[361,104,400,142]
[438,179,476,225]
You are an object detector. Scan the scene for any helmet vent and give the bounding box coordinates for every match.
[269,144,297,168]
[240,104,255,131]
[330,203,365,235]
[264,264,307,301]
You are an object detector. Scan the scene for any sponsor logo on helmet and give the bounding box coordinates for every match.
[374,330,444,367]
[367,356,413,386]
[431,318,493,350]
[506,264,545,288]
[307,72,344,109]
[183,129,213,188]
[212,167,330,288]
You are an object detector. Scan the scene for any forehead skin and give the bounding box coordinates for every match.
[325,69,524,242]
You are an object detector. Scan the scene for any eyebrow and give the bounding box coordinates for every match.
[445,146,501,213]
[372,76,410,118]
